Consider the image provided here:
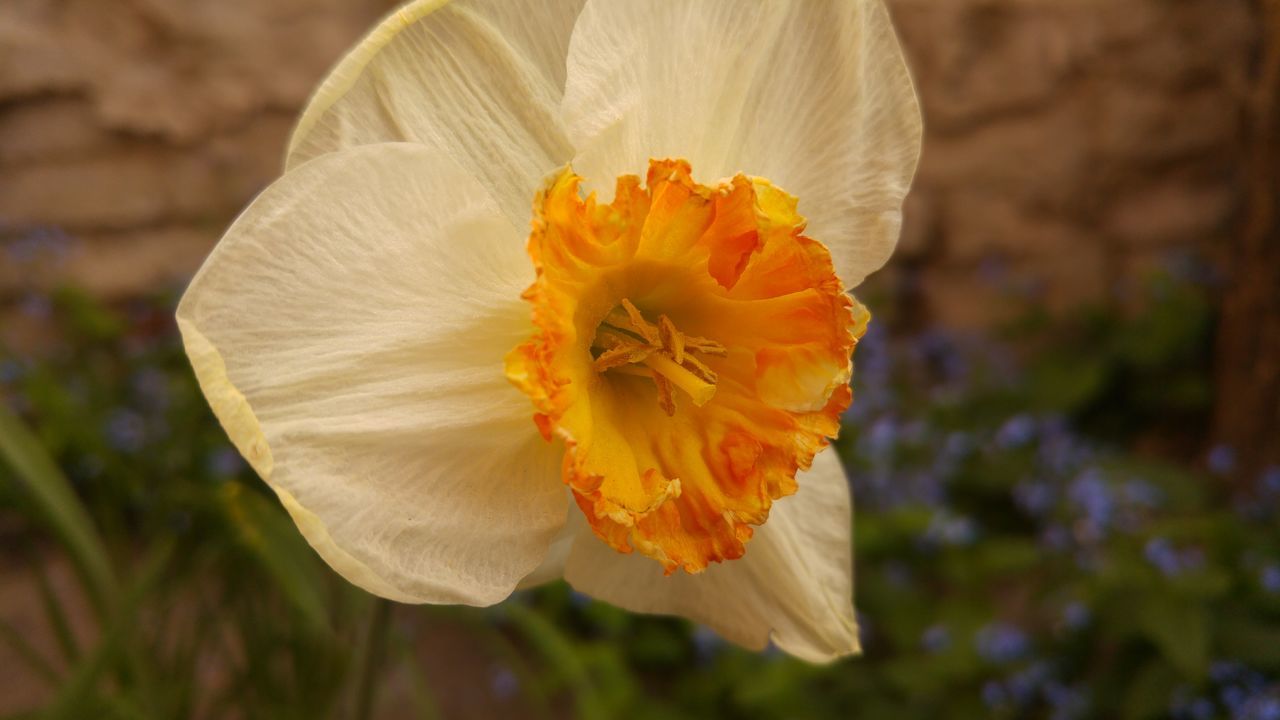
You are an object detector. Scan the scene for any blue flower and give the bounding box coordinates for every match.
[1068,469,1113,530]
[1262,466,1280,494]
[1040,524,1071,552]
[1062,602,1091,631]
[1121,480,1163,509]
[1211,661,1246,684]
[1045,682,1088,720]
[19,294,52,320]
[104,408,147,454]
[1208,445,1237,476]
[488,665,519,699]
[1007,661,1052,705]
[1182,698,1215,720]
[1014,479,1055,516]
[692,626,724,662]
[206,448,245,478]
[1241,696,1280,720]
[866,416,898,458]
[996,414,1036,449]
[131,368,171,410]
[974,622,1029,664]
[0,359,23,384]
[924,511,978,547]
[1261,565,1280,595]
[920,624,950,653]
[1145,537,1183,577]
[982,680,1008,709]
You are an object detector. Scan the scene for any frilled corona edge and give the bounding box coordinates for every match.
[507,159,870,575]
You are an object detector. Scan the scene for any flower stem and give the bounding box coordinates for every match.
[352,598,392,720]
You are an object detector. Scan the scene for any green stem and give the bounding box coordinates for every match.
[352,598,392,720]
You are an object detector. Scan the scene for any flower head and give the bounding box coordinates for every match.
[177,0,921,662]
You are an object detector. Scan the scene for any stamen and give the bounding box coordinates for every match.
[658,316,684,364]
[593,299,722,413]
[643,353,716,407]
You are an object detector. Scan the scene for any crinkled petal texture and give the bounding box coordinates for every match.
[507,159,866,576]
[562,0,922,287]
[564,447,859,662]
[177,143,567,606]
[287,0,586,226]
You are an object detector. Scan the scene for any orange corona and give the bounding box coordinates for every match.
[506,160,869,574]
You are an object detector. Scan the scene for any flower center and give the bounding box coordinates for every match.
[506,159,867,574]
[591,299,725,415]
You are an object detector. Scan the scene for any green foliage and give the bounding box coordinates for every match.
[0,272,1276,720]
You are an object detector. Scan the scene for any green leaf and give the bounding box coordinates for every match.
[1122,661,1180,720]
[49,542,173,717]
[1136,594,1208,679]
[504,603,610,720]
[0,403,118,618]
[224,484,330,633]
[33,559,81,663]
[0,617,59,686]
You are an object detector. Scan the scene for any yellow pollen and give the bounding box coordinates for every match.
[591,299,723,415]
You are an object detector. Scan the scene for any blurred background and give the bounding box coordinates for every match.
[1,1,1278,718]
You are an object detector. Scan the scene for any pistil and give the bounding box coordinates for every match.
[591,299,726,414]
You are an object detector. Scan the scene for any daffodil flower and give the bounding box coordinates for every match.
[178,0,921,662]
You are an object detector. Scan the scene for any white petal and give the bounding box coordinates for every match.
[516,498,579,590]
[178,143,567,606]
[563,449,858,663]
[562,0,922,287]
[287,0,586,226]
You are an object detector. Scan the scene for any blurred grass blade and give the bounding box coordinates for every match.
[389,631,444,720]
[351,598,392,720]
[0,403,118,616]
[227,486,330,632]
[34,559,81,663]
[0,618,59,686]
[49,542,173,717]
[503,603,609,720]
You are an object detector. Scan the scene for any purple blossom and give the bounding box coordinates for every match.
[1040,523,1071,552]
[1062,602,1091,631]
[1121,480,1163,509]
[1014,479,1055,516]
[1180,698,1215,720]
[0,359,23,384]
[924,511,978,547]
[1068,469,1113,530]
[488,665,519,700]
[1045,681,1088,720]
[1261,466,1280,500]
[982,680,1008,709]
[19,294,52,320]
[1007,661,1052,705]
[920,624,950,653]
[1145,538,1183,576]
[1261,565,1280,595]
[206,448,245,478]
[974,622,1029,664]
[1208,445,1237,476]
[866,416,898,458]
[131,368,171,410]
[1144,538,1204,577]
[996,414,1036,449]
[104,408,147,453]
[692,626,724,661]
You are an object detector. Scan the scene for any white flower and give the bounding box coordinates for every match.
[178,0,921,662]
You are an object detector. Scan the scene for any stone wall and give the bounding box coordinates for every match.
[0,0,1259,329]
[890,0,1255,327]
